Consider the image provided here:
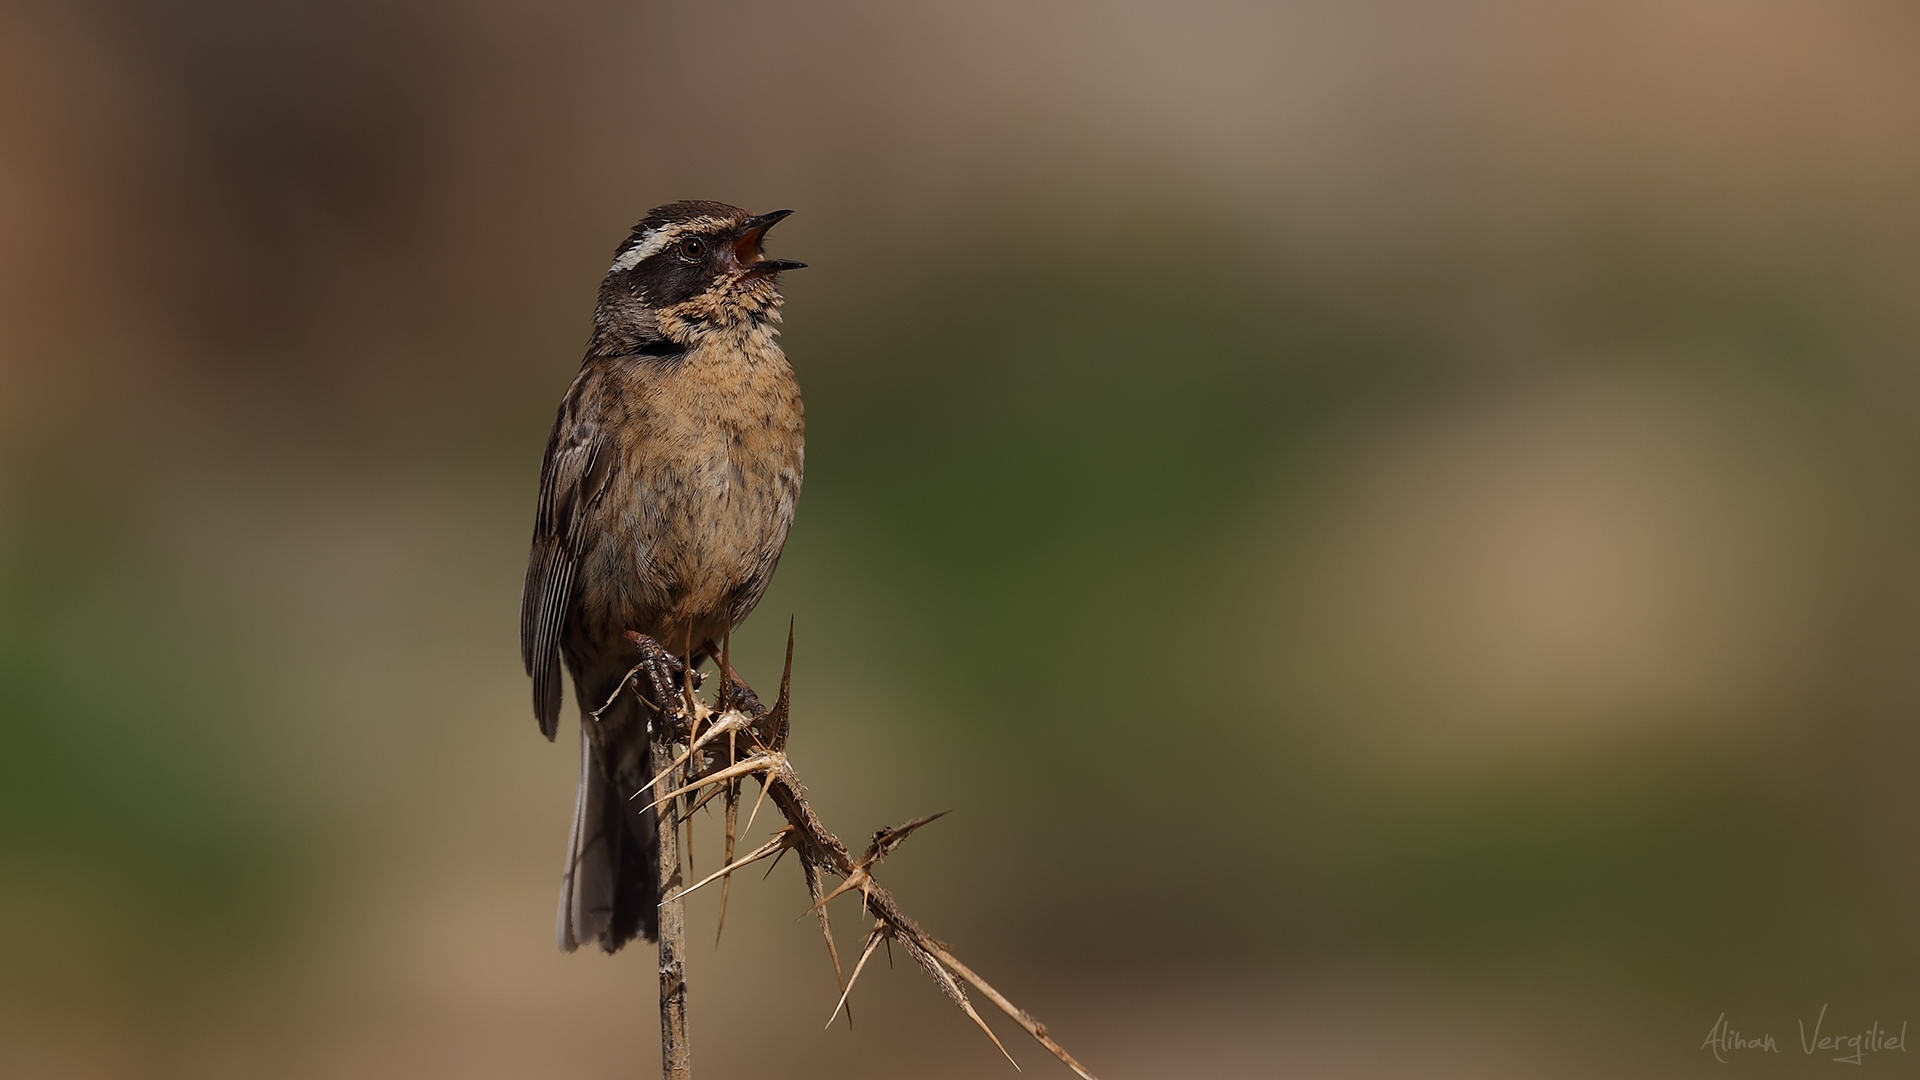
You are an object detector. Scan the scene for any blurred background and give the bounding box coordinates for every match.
[3,1,1919,1076]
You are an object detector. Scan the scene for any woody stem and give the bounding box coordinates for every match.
[652,702,691,1079]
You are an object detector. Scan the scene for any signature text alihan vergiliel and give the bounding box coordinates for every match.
[1702,1004,1909,1065]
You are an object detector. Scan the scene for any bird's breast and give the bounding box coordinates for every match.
[589,328,803,633]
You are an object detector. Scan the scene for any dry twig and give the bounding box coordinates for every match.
[650,730,691,1080]
[625,627,1098,1080]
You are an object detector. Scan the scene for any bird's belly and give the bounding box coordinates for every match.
[638,450,786,607]
[579,427,799,647]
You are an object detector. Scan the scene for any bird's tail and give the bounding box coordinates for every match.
[558,717,658,952]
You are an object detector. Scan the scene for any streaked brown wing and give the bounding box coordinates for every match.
[521,370,614,739]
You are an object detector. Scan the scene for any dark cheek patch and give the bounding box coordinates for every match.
[632,259,711,307]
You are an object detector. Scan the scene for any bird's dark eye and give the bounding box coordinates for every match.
[678,236,706,260]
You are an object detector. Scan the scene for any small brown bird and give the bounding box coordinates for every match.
[520,200,805,953]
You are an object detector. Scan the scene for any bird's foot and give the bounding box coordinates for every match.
[623,634,682,714]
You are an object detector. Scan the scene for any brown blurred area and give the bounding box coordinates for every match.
[4,1,1920,1077]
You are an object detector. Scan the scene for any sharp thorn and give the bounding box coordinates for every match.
[682,783,725,818]
[717,771,739,947]
[640,754,775,815]
[932,945,1100,1080]
[863,809,952,865]
[803,860,849,1012]
[961,996,1019,1071]
[799,870,868,918]
[769,618,794,747]
[761,841,791,879]
[742,768,777,836]
[659,829,793,907]
[824,926,886,1029]
[628,740,702,802]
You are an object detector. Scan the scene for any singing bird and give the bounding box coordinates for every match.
[520,201,805,953]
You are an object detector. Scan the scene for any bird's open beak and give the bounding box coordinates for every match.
[736,209,805,275]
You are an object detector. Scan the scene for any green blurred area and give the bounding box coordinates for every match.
[0,485,292,979]
[4,1,1920,1076]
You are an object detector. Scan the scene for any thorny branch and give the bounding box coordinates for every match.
[623,628,1099,1080]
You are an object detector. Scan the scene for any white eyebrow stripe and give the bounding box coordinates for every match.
[609,216,728,273]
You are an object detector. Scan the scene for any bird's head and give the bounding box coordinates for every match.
[593,200,804,354]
